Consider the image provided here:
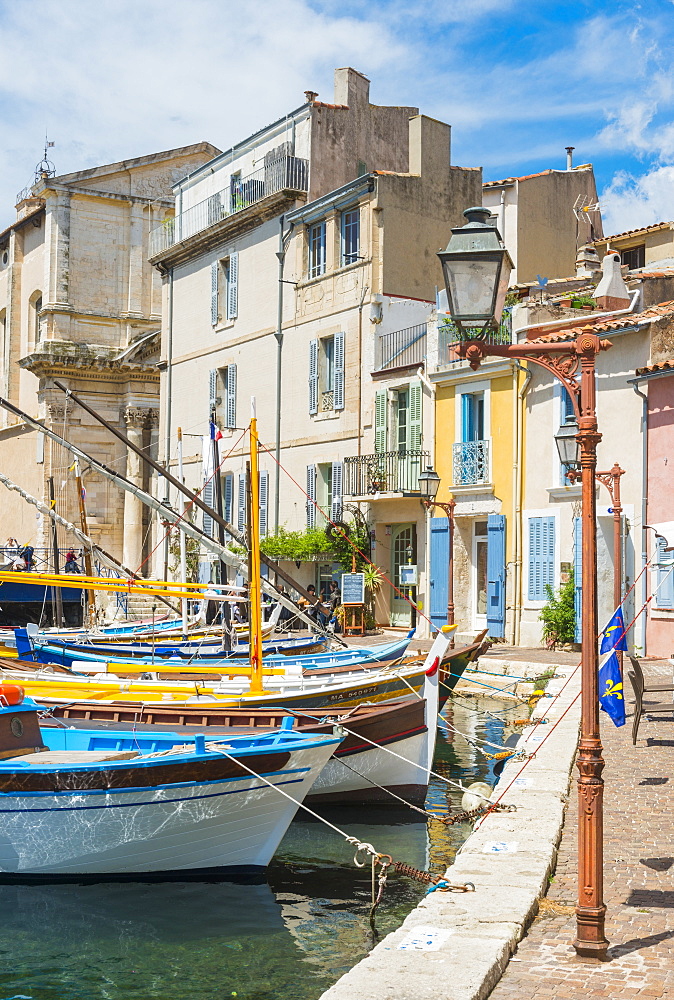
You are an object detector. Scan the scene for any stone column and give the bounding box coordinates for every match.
[123,406,152,573]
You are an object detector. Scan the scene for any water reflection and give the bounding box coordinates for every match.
[0,698,520,1000]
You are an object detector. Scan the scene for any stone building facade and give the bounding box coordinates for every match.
[0,142,219,572]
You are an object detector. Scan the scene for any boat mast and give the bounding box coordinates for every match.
[177,427,189,639]
[47,476,65,627]
[74,459,96,628]
[248,400,263,695]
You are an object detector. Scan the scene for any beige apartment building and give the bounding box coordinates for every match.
[150,68,481,627]
[0,142,218,574]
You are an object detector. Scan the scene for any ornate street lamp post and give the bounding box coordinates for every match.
[419,465,456,646]
[439,207,612,959]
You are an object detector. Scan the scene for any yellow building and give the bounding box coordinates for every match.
[428,316,527,641]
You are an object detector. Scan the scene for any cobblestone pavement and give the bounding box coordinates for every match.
[489,658,674,999]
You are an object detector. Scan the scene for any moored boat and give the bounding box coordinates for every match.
[0,688,342,877]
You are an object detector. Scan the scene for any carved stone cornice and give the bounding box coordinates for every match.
[124,406,158,428]
[46,401,69,423]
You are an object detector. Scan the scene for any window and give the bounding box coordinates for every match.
[341,208,360,266]
[308,221,326,278]
[620,245,645,271]
[34,296,42,343]
[527,516,556,601]
[396,389,409,452]
[375,380,422,454]
[474,520,488,617]
[210,253,238,326]
[309,332,344,413]
[209,365,237,429]
[461,392,485,442]
[654,535,674,609]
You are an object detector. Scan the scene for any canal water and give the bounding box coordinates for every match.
[0,697,520,1000]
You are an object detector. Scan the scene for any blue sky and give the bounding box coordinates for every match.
[1,0,673,234]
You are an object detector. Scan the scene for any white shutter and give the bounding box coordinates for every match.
[237,473,247,533]
[375,389,387,453]
[227,251,238,320]
[211,262,219,326]
[306,464,316,528]
[224,473,233,524]
[331,461,343,521]
[259,471,269,537]
[226,364,237,428]
[333,330,345,410]
[309,339,318,415]
[202,480,214,537]
[209,369,218,412]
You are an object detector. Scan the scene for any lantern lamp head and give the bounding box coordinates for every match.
[418,465,441,501]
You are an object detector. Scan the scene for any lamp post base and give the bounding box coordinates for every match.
[573,909,609,960]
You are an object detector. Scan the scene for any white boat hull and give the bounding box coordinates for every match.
[0,743,333,876]
[308,731,428,804]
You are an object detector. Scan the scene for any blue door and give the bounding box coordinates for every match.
[429,516,449,631]
[486,514,506,638]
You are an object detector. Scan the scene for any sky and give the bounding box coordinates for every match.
[1,0,673,235]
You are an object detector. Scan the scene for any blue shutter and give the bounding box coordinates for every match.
[227,252,238,320]
[309,340,318,415]
[528,516,555,601]
[487,513,506,638]
[655,535,674,608]
[237,473,246,533]
[259,470,269,538]
[211,262,219,325]
[224,474,233,524]
[225,364,237,429]
[573,515,582,642]
[333,331,345,410]
[306,464,316,528]
[429,516,449,631]
[202,480,214,538]
[461,393,474,443]
[331,461,343,521]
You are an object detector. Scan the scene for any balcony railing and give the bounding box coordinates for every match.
[452,440,490,486]
[344,450,430,496]
[436,308,512,369]
[374,323,427,372]
[149,154,309,257]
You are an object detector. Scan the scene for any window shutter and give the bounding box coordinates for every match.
[309,339,318,415]
[259,471,269,538]
[306,464,316,528]
[209,369,218,412]
[224,473,233,524]
[655,535,674,608]
[527,515,555,601]
[202,480,214,538]
[409,379,422,450]
[573,516,582,641]
[429,516,449,631]
[375,389,387,453]
[486,514,506,638]
[237,473,246,533]
[227,251,238,320]
[333,331,345,410]
[225,364,237,429]
[331,461,343,521]
[211,262,219,326]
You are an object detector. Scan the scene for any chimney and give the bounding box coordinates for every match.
[593,252,631,310]
[575,244,601,278]
[566,146,575,170]
[304,90,318,104]
[333,67,370,107]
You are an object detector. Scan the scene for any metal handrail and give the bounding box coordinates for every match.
[344,450,430,495]
[375,323,427,371]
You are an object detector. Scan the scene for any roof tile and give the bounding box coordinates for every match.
[525,300,674,344]
[591,221,673,243]
[635,359,674,376]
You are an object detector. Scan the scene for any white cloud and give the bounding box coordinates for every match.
[600,165,674,234]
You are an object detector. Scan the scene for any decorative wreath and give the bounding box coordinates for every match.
[326,519,350,542]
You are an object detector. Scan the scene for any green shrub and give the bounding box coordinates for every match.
[539,571,576,648]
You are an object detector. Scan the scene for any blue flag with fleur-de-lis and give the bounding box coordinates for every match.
[600,607,628,654]
[598,650,626,727]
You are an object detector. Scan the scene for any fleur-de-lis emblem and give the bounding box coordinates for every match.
[603,679,623,700]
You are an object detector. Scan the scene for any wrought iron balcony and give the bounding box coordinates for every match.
[344,450,430,496]
[436,309,512,369]
[149,155,309,257]
[374,323,427,372]
[452,440,490,486]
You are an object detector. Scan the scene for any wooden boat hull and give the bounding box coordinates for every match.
[0,722,340,876]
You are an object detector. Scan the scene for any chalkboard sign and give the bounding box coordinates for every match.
[341,572,365,605]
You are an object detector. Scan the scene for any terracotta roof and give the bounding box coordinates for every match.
[635,359,674,376]
[525,300,674,344]
[632,268,674,278]
[591,221,674,244]
[484,165,593,188]
[312,101,348,110]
